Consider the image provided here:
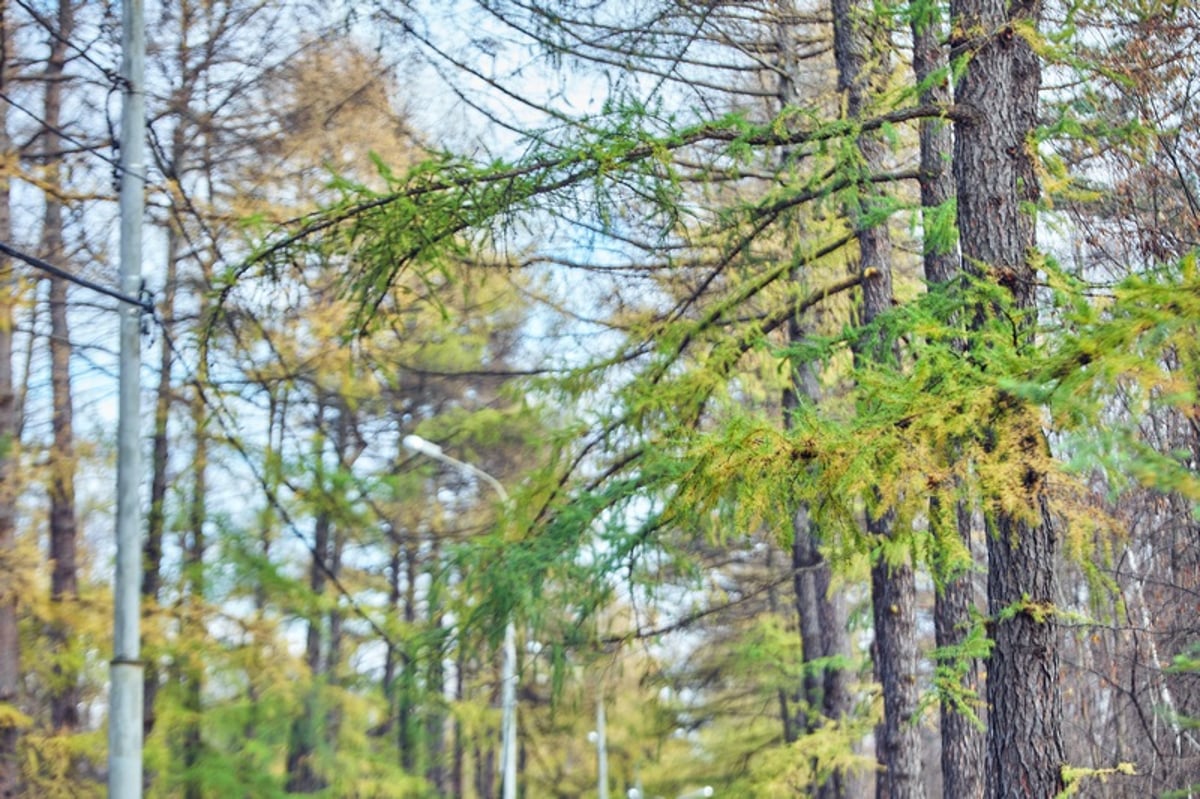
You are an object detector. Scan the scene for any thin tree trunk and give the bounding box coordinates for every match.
[949,0,1064,795]
[381,537,401,739]
[776,5,851,794]
[182,376,208,799]
[453,643,466,798]
[286,502,330,793]
[325,487,345,753]
[788,356,853,799]
[42,0,78,734]
[909,6,986,797]
[764,545,795,744]
[830,0,925,796]
[401,530,419,774]
[0,3,21,789]
[932,501,984,798]
[287,401,345,794]
[475,742,496,799]
[242,389,282,758]
[425,537,447,792]
[143,93,189,741]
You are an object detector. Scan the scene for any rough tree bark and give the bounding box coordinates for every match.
[910,5,986,797]
[775,4,852,795]
[181,359,208,799]
[949,0,1065,795]
[41,0,79,734]
[831,1,925,796]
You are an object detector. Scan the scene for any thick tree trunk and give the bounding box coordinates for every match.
[870,531,923,799]
[910,7,986,797]
[42,0,78,734]
[949,0,1064,796]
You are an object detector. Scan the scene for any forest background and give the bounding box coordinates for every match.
[0,1,1198,798]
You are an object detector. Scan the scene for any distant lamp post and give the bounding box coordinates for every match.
[402,435,518,799]
[587,694,609,799]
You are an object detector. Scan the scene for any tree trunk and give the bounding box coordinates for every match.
[425,537,447,792]
[830,0,925,795]
[182,377,208,799]
[42,0,78,734]
[143,93,189,742]
[381,537,401,739]
[776,6,851,795]
[932,501,984,799]
[453,643,466,798]
[765,545,795,744]
[286,503,330,793]
[400,528,419,775]
[910,7,986,797]
[870,530,923,799]
[287,399,359,794]
[0,4,21,790]
[949,0,1065,796]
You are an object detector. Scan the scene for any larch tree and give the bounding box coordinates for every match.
[36,0,80,736]
[772,5,855,793]
[272,1,947,794]
[908,2,985,796]
[949,0,1065,795]
[4,0,1200,795]
[830,0,926,795]
[282,0,1079,794]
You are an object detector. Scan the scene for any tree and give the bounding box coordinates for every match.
[264,3,949,794]
[0,3,21,792]
[36,0,81,736]
[949,0,1065,794]
[830,0,926,794]
[909,3,985,796]
[8,1,1200,796]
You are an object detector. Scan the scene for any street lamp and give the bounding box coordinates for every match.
[402,435,518,799]
[587,695,609,799]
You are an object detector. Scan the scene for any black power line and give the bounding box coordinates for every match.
[0,239,154,315]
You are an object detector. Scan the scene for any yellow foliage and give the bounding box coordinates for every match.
[0,702,30,730]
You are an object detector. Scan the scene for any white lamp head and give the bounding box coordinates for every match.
[402,434,444,459]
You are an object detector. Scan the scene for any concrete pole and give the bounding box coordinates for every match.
[401,435,518,799]
[109,1,145,797]
[500,619,518,799]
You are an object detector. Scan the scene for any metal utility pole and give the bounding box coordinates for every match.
[402,435,518,799]
[109,0,145,797]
